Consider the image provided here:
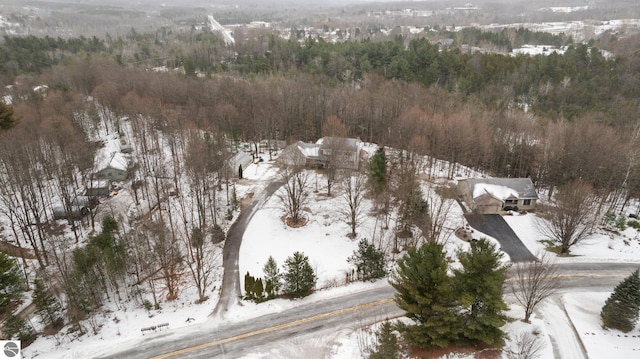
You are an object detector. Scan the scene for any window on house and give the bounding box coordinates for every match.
[505,199,518,205]
[523,199,532,206]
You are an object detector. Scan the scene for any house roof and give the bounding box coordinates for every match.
[296,141,320,158]
[94,135,128,172]
[316,137,361,152]
[227,151,253,169]
[466,178,538,200]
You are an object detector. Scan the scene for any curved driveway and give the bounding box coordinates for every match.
[211,179,283,318]
[465,213,537,262]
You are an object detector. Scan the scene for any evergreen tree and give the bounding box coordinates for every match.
[32,275,62,328]
[368,146,387,195]
[244,272,255,300]
[0,102,18,131]
[282,251,317,298]
[347,239,386,281]
[263,256,281,298]
[254,278,264,300]
[390,241,459,348]
[367,320,402,359]
[210,223,226,244]
[601,269,640,332]
[453,238,510,347]
[2,314,35,345]
[0,252,24,314]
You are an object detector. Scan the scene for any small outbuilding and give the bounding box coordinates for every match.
[458,178,538,214]
[86,180,111,197]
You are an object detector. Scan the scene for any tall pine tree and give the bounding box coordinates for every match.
[263,256,281,298]
[601,269,640,332]
[390,241,459,348]
[32,275,62,328]
[0,252,24,314]
[367,321,402,359]
[453,238,510,347]
[282,251,317,298]
[0,102,18,131]
[347,239,386,282]
[368,146,387,195]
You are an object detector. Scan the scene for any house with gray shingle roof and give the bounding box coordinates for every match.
[458,178,538,214]
[279,137,362,170]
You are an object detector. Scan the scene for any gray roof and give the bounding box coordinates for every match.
[465,178,538,199]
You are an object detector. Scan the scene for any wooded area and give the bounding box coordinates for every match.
[2,24,640,346]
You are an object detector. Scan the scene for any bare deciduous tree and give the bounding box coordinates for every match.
[421,184,455,243]
[341,171,367,238]
[278,150,310,226]
[507,329,546,359]
[537,180,596,254]
[509,252,562,323]
[320,136,350,196]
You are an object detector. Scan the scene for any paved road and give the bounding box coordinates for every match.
[465,213,537,262]
[101,262,639,359]
[211,180,283,319]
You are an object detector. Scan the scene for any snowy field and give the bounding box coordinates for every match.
[22,154,640,358]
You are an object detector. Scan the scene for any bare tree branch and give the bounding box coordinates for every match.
[509,251,562,323]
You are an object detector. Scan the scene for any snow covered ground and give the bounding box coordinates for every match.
[22,154,640,358]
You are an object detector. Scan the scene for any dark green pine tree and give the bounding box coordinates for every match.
[347,239,386,282]
[0,102,18,131]
[390,241,459,348]
[0,252,25,314]
[282,251,317,298]
[32,275,62,328]
[367,320,402,359]
[453,238,510,347]
[2,314,35,344]
[253,278,264,300]
[368,146,387,195]
[244,272,255,300]
[601,269,640,333]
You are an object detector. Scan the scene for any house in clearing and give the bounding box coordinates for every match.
[94,151,128,181]
[279,137,363,170]
[93,135,129,181]
[458,178,538,214]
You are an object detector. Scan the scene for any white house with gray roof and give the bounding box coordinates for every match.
[458,178,538,214]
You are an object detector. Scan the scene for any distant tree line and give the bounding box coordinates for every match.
[3,49,639,211]
[1,28,639,125]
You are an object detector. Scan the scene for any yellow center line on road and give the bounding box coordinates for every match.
[151,297,395,359]
[151,271,631,358]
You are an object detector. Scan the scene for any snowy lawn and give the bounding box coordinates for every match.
[22,157,640,359]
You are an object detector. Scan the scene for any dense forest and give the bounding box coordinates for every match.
[2,27,639,199]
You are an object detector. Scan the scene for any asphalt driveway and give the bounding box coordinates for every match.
[464,213,537,262]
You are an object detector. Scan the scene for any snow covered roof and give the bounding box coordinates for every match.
[94,135,128,172]
[296,141,320,158]
[466,178,538,200]
[316,137,361,152]
[227,151,253,170]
